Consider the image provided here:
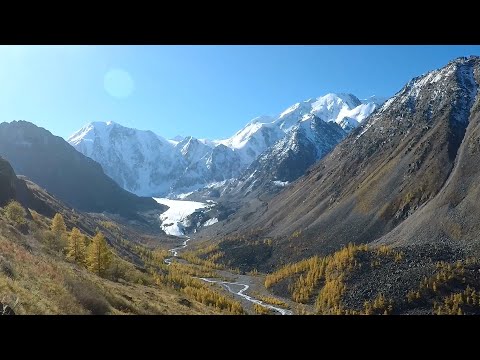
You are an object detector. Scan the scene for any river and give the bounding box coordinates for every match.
[164,236,292,315]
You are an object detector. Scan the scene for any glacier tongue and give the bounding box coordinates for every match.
[153,197,212,237]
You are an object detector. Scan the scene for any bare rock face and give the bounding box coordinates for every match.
[0,157,17,207]
[227,115,347,198]
[0,302,15,315]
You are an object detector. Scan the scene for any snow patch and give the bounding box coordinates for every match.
[203,218,218,226]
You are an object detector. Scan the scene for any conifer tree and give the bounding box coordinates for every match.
[51,213,67,234]
[87,231,112,277]
[48,213,68,251]
[66,227,86,265]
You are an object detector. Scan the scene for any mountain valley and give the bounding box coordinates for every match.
[2,55,480,315]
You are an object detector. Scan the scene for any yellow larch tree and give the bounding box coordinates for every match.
[66,227,86,265]
[51,213,67,234]
[86,231,112,277]
[49,213,68,251]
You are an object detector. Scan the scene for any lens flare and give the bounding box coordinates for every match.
[104,68,134,98]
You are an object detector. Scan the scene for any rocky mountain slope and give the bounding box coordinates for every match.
[0,156,55,218]
[0,157,18,207]
[223,115,347,197]
[69,94,381,197]
[376,65,480,251]
[0,121,164,221]
[215,56,480,267]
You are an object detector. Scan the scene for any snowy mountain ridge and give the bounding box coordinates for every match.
[68,93,383,196]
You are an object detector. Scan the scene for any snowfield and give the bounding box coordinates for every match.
[153,198,211,237]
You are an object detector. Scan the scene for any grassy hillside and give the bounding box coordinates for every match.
[0,205,220,315]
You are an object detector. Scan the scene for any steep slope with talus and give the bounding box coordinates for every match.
[219,56,480,266]
[375,63,480,252]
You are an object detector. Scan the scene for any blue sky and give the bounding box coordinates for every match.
[0,45,479,140]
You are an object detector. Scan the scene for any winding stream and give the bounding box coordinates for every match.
[164,237,191,265]
[164,237,292,315]
[199,278,292,315]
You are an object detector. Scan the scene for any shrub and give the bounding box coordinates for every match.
[29,209,44,226]
[253,303,272,315]
[4,201,26,226]
[0,256,15,279]
[42,229,66,252]
[64,277,111,315]
[66,227,86,265]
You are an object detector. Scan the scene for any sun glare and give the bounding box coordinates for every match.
[103,68,134,98]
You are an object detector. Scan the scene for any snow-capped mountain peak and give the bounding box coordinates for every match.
[245,115,275,126]
[313,93,361,110]
[176,136,212,165]
[276,100,315,130]
[361,95,388,106]
[212,93,381,166]
[68,122,100,146]
[272,92,382,133]
[215,118,284,165]
[169,135,185,144]
[69,92,382,197]
[68,121,183,196]
[379,56,479,117]
[279,100,312,119]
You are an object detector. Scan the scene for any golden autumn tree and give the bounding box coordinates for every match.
[66,227,86,265]
[82,234,91,247]
[51,213,67,234]
[87,231,112,277]
[48,213,68,251]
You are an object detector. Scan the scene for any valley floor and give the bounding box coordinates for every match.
[4,196,480,316]
[163,236,293,315]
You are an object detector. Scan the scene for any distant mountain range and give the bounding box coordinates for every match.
[0,121,164,221]
[68,93,383,197]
